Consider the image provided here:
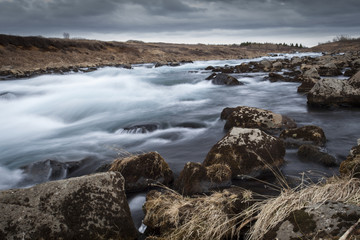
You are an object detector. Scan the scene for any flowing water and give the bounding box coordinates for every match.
[1,52,360,228]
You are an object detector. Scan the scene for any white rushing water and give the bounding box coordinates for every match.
[1,52,359,190]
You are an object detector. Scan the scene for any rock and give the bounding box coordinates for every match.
[205,66,215,70]
[267,72,285,82]
[221,106,296,132]
[234,63,251,73]
[297,145,337,167]
[265,201,360,240]
[109,152,174,192]
[340,144,360,177]
[143,188,252,238]
[291,57,302,66]
[260,60,272,71]
[317,62,342,76]
[307,78,360,107]
[303,67,320,79]
[154,62,167,68]
[297,77,318,93]
[0,172,137,240]
[174,162,232,195]
[205,72,217,80]
[352,58,360,68]
[203,127,285,178]
[344,68,358,77]
[169,62,180,67]
[279,125,326,147]
[122,123,159,134]
[348,70,360,88]
[272,61,283,70]
[211,73,242,86]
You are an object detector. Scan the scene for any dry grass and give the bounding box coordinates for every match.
[243,176,360,240]
[144,185,253,240]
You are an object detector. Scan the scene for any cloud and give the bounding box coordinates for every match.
[0,0,359,44]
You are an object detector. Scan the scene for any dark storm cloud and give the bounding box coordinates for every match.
[0,0,359,39]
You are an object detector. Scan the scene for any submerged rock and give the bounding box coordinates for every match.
[211,73,242,86]
[109,152,174,192]
[203,127,285,178]
[265,201,360,240]
[122,123,159,134]
[297,144,337,167]
[175,162,232,195]
[0,172,137,240]
[280,125,327,147]
[221,106,296,132]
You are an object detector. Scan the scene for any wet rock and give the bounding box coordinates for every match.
[279,125,326,147]
[344,68,358,77]
[297,144,337,167]
[205,66,215,70]
[0,172,138,240]
[174,162,232,195]
[109,152,174,192]
[340,144,360,177]
[307,77,360,107]
[205,72,217,80]
[291,56,302,66]
[122,123,159,134]
[348,70,360,88]
[203,127,285,178]
[317,62,342,76]
[175,122,206,129]
[267,72,285,82]
[260,60,272,71]
[265,201,360,240]
[222,106,296,132]
[154,62,167,68]
[0,91,17,100]
[234,63,251,73]
[211,73,242,86]
[303,67,320,79]
[297,77,318,93]
[272,61,283,70]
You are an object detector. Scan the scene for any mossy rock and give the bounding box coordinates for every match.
[340,145,360,177]
[280,125,326,147]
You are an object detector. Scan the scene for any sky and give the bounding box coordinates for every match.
[0,0,359,47]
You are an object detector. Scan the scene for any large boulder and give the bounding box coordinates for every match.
[109,152,174,192]
[317,62,342,76]
[203,127,285,178]
[264,201,360,240]
[297,145,337,167]
[0,172,137,240]
[279,125,326,147]
[307,77,360,107]
[174,162,232,195]
[221,106,296,132]
[349,70,360,88]
[260,60,272,71]
[211,73,242,86]
[303,67,320,79]
[340,143,360,177]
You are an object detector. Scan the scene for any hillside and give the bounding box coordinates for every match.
[0,34,299,79]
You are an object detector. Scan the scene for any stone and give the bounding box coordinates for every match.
[303,67,320,79]
[279,125,327,147]
[265,201,360,240]
[307,78,360,107]
[272,61,283,70]
[297,77,318,93]
[267,72,285,82]
[122,123,159,134]
[205,72,217,80]
[260,60,272,71]
[221,106,296,132]
[203,127,285,178]
[291,57,302,66]
[0,172,137,240]
[109,152,174,192]
[211,73,242,86]
[340,144,360,177]
[317,62,342,76]
[174,162,232,195]
[348,70,360,88]
[234,63,251,73]
[205,66,215,70]
[297,145,337,167]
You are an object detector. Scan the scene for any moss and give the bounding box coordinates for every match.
[289,210,316,234]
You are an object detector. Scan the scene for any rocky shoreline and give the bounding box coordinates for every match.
[1,36,360,239]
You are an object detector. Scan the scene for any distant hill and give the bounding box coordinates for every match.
[311,38,360,52]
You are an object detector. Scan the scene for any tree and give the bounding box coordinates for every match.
[63,32,70,39]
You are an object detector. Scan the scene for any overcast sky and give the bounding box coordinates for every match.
[0,0,359,46]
